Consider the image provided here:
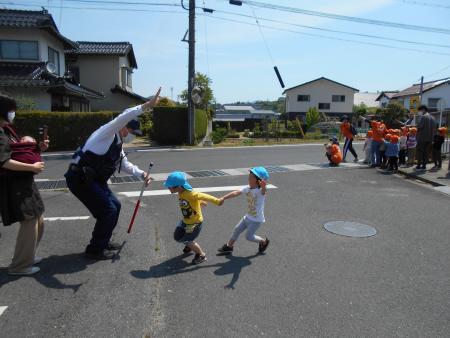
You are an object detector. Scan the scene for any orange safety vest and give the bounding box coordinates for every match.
[340,122,353,139]
[330,144,342,164]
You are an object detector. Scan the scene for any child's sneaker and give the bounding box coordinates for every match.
[218,244,233,254]
[192,254,207,265]
[183,245,192,254]
[258,238,270,253]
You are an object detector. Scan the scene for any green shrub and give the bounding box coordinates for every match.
[139,111,153,138]
[195,109,208,143]
[211,127,227,144]
[152,106,188,145]
[15,110,118,151]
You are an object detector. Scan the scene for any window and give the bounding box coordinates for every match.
[318,103,330,110]
[48,47,60,75]
[332,95,345,102]
[428,98,440,109]
[0,40,38,60]
[126,69,133,88]
[297,95,310,102]
[121,67,133,88]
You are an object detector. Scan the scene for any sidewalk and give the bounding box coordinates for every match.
[397,160,450,191]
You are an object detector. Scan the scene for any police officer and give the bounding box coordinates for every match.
[65,88,160,260]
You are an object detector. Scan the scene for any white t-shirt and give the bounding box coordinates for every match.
[241,185,266,223]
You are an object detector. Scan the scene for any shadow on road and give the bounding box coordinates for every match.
[130,253,261,289]
[0,253,93,293]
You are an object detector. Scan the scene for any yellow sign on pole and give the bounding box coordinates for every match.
[409,96,420,113]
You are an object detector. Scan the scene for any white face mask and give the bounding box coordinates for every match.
[7,111,15,123]
[418,111,424,116]
[122,133,135,144]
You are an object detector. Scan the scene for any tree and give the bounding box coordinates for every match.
[180,72,215,112]
[306,107,321,130]
[379,101,408,128]
[156,97,176,107]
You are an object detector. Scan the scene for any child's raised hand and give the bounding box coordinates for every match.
[259,179,267,189]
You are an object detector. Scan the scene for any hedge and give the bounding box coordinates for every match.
[14,110,118,151]
[152,106,208,145]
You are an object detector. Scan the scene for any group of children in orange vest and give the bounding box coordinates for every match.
[325,118,448,173]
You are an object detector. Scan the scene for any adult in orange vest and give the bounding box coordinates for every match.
[360,115,386,167]
[340,115,358,162]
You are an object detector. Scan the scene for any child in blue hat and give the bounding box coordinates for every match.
[164,171,223,265]
[218,167,270,254]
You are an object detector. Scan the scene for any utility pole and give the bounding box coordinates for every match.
[188,0,196,145]
[419,76,424,104]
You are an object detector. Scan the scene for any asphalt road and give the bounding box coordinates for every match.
[1,145,449,337]
[39,143,365,179]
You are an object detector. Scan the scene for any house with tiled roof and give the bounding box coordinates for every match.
[390,78,450,115]
[375,91,399,108]
[65,41,147,111]
[0,9,103,111]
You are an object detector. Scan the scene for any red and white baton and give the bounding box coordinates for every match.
[127,162,154,234]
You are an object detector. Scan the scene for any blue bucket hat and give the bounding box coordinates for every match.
[249,167,270,181]
[164,171,193,191]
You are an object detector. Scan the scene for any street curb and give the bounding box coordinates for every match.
[396,169,445,187]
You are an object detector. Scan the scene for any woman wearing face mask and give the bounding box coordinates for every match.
[0,94,49,275]
[65,88,161,260]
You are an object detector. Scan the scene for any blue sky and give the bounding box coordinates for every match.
[7,0,450,102]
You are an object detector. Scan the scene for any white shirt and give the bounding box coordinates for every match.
[241,185,266,223]
[72,105,145,178]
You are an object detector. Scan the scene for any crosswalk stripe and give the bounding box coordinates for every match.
[118,184,278,198]
[0,306,7,317]
[44,216,90,222]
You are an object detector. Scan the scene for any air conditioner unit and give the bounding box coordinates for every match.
[63,96,70,107]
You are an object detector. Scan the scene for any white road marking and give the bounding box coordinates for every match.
[119,184,278,197]
[0,306,7,317]
[283,164,323,171]
[433,186,450,196]
[44,216,90,222]
[135,142,364,152]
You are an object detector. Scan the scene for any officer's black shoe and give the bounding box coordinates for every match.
[107,241,122,251]
[85,248,115,260]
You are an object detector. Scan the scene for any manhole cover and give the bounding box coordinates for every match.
[324,221,377,238]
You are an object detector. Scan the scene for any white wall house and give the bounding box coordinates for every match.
[0,9,103,111]
[283,77,358,121]
[65,41,147,111]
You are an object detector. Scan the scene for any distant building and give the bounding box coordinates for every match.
[214,105,279,131]
[0,9,103,111]
[65,41,147,111]
[354,92,379,108]
[283,77,358,121]
[375,91,399,108]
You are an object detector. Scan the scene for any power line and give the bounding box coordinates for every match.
[217,0,450,35]
[5,1,450,56]
[424,64,450,78]
[392,0,450,10]
[10,0,450,50]
[200,14,450,57]
[212,8,450,49]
